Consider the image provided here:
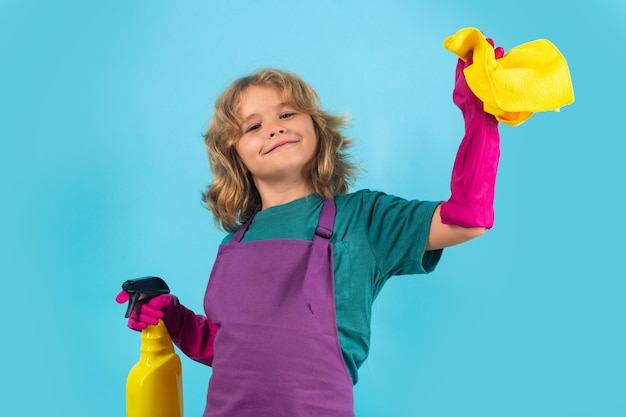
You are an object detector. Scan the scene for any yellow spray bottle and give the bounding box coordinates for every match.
[121,277,184,417]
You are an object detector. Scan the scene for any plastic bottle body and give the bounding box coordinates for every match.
[126,319,183,417]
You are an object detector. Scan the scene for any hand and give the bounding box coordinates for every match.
[115,291,175,331]
[453,37,504,116]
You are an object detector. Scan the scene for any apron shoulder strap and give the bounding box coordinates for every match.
[305,197,336,315]
[230,206,261,243]
[315,198,336,240]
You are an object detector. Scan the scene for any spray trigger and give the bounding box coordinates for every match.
[121,276,170,318]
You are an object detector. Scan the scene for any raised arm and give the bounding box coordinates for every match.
[427,40,504,251]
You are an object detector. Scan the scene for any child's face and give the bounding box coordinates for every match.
[235,85,318,188]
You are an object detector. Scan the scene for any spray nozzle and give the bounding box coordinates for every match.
[121,276,170,318]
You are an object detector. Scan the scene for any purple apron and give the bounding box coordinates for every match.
[203,198,355,417]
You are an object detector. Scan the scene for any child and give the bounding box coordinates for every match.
[117,40,504,416]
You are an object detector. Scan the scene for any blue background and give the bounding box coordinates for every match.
[2,1,624,416]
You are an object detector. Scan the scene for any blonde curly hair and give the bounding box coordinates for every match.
[203,68,358,232]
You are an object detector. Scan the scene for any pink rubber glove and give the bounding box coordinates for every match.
[439,39,504,229]
[116,290,218,366]
[116,291,174,331]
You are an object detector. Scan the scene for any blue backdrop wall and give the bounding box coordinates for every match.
[2,1,624,416]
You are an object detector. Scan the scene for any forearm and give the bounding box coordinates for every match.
[437,49,502,230]
[427,205,486,251]
[440,111,500,229]
[164,298,218,367]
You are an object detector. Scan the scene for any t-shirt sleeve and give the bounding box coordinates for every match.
[361,190,442,278]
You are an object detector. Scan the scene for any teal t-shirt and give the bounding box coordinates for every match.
[221,189,443,384]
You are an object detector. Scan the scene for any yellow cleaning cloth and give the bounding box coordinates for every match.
[443,27,574,126]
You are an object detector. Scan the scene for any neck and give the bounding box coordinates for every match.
[254,177,314,209]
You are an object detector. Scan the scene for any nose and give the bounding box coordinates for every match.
[268,127,286,138]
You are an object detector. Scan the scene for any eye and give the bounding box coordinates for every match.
[280,112,296,119]
[244,123,261,133]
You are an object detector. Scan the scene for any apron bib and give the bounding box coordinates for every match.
[203,198,355,417]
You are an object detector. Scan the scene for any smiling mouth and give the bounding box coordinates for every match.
[264,140,298,154]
